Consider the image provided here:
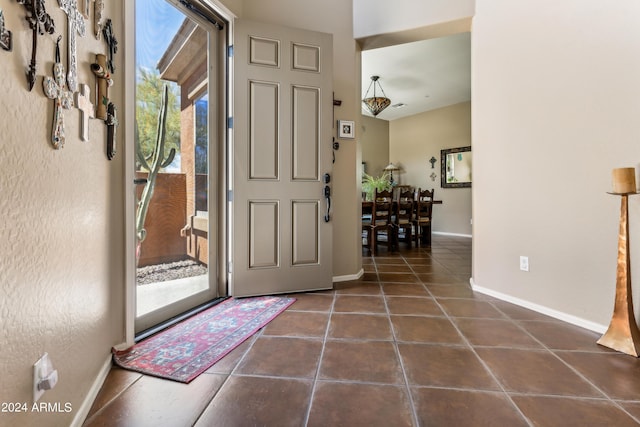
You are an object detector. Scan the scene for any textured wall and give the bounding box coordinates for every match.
[0,2,124,426]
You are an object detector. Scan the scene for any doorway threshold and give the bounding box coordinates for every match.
[135,296,228,343]
[137,275,210,317]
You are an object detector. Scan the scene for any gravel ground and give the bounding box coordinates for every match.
[136,259,207,285]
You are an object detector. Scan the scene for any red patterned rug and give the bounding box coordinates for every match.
[112,296,295,383]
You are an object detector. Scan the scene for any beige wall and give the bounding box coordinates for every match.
[0,2,124,426]
[240,0,362,278]
[360,115,389,178]
[390,102,472,236]
[473,0,640,327]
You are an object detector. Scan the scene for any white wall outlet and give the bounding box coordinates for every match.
[33,353,58,403]
[520,256,529,272]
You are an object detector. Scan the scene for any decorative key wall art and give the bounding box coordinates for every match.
[94,0,104,39]
[16,0,56,90]
[91,53,112,120]
[6,0,120,157]
[105,102,118,160]
[91,53,118,160]
[102,19,117,73]
[81,0,91,18]
[43,36,73,149]
[0,9,12,51]
[58,0,86,92]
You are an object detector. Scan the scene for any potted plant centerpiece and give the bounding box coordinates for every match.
[362,171,392,201]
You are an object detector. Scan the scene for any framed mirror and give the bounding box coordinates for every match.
[441,146,471,188]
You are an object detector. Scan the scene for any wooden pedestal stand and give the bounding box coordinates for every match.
[597,193,640,356]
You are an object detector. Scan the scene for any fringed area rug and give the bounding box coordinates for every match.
[112,296,295,383]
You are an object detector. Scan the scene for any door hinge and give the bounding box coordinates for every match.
[227,117,233,129]
[228,261,233,273]
[227,190,233,202]
[228,45,234,58]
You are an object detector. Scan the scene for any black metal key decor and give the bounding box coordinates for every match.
[102,19,117,73]
[105,102,118,160]
[17,0,55,91]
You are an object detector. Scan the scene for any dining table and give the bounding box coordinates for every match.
[361,199,442,213]
[361,198,442,251]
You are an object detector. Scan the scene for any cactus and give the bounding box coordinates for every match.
[135,84,176,256]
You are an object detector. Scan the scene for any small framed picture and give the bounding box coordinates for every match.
[338,120,355,139]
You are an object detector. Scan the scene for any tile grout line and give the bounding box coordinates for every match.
[82,373,145,425]
[192,331,262,426]
[301,288,337,427]
[383,254,421,427]
[487,302,640,424]
[376,242,640,425]
[419,254,535,427]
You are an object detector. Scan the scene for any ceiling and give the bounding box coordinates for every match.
[361,32,471,121]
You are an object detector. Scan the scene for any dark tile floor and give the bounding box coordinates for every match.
[84,236,640,426]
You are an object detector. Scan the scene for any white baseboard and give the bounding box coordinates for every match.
[433,231,472,238]
[333,268,364,283]
[70,354,113,427]
[470,278,607,334]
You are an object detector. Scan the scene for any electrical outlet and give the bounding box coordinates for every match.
[33,353,57,403]
[520,256,529,272]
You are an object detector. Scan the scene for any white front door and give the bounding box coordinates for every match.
[231,20,333,297]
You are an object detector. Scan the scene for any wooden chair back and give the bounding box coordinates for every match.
[414,188,434,222]
[395,189,414,225]
[413,188,434,247]
[373,189,393,226]
[395,189,414,248]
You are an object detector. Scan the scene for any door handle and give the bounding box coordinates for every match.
[324,185,331,222]
[134,178,148,185]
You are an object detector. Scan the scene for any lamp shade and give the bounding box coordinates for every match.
[363,76,391,116]
[384,162,399,172]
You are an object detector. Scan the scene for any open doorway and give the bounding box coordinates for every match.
[360,32,473,241]
[131,0,229,335]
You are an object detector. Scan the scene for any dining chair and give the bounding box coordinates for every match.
[413,188,434,247]
[392,184,413,201]
[394,189,414,249]
[361,197,374,254]
[363,189,396,255]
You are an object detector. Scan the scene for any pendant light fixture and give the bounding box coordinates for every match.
[362,75,391,117]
